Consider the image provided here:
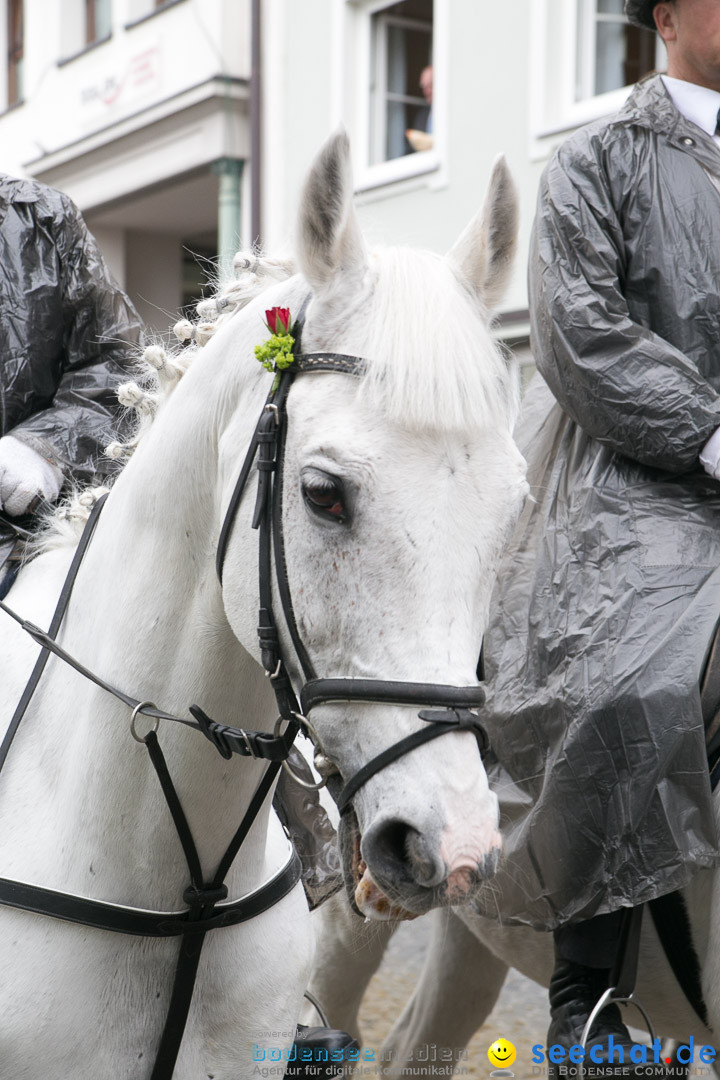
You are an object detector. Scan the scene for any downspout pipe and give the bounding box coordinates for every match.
[214,157,244,284]
[250,0,262,249]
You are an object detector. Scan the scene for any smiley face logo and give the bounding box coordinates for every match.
[488,1039,517,1069]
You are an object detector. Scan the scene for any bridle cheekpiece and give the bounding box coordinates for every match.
[215,296,490,815]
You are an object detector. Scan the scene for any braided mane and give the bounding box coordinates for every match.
[34,252,295,552]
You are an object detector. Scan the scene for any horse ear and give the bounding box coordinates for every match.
[297,129,368,295]
[446,155,518,314]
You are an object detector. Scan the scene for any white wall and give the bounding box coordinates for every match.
[0,0,251,337]
[260,0,545,321]
[0,0,649,333]
[90,224,128,288]
[0,0,250,180]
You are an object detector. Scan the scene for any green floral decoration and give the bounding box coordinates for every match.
[255,307,295,387]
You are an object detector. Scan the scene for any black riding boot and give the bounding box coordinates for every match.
[285,1025,360,1078]
[548,911,655,1077]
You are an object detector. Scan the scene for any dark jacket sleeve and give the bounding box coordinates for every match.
[529,133,720,475]
[10,193,144,484]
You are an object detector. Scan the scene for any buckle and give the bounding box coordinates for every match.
[417,707,490,757]
[183,882,229,908]
[189,704,233,760]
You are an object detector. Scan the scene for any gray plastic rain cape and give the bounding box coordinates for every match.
[0,176,142,566]
[474,75,720,930]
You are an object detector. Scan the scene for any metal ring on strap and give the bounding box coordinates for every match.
[130,700,160,744]
[274,716,328,790]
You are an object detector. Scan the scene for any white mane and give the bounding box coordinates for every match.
[332,246,517,436]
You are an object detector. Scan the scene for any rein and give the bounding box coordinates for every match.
[0,493,301,1080]
[0,298,490,1078]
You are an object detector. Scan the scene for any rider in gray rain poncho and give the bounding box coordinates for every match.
[0,175,142,591]
[478,0,720,1065]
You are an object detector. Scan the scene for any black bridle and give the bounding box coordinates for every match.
[0,494,302,1079]
[0,300,489,1078]
[215,301,490,816]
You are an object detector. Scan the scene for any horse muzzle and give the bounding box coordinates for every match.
[338,805,501,920]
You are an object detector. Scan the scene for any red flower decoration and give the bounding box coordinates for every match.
[265,307,291,334]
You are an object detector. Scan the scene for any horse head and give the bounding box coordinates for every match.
[218,132,528,919]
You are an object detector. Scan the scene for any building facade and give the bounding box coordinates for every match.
[0,0,663,344]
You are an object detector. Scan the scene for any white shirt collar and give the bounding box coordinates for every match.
[661,74,720,141]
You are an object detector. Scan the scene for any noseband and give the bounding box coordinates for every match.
[215,299,490,814]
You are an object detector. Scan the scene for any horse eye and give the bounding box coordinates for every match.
[302,478,346,523]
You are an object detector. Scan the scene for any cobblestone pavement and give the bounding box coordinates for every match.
[356,917,549,1080]
[353,918,717,1080]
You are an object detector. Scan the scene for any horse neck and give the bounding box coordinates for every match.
[29,355,282,905]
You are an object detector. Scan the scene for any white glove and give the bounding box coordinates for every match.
[700,427,720,481]
[0,435,63,516]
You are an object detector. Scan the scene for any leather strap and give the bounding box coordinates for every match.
[142,725,299,1077]
[270,372,318,685]
[215,389,275,585]
[293,352,364,376]
[609,904,643,999]
[0,597,297,764]
[151,929,206,1079]
[605,898,709,1033]
[0,493,108,775]
[335,709,489,815]
[300,678,485,713]
[0,849,301,938]
[264,363,491,817]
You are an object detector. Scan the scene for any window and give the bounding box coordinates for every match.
[369,0,433,166]
[86,0,111,44]
[530,0,664,146]
[7,0,23,106]
[576,0,657,101]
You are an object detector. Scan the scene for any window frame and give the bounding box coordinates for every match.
[369,7,433,167]
[341,0,445,193]
[530,0,664,153]
[85,0,112,46]
[575,0,660,102]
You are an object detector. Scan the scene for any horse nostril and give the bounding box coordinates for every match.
[362,819,445,889]
[406,830,445,887]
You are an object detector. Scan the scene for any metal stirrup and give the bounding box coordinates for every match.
[579,989,656,1080]
[578,907,656,1080]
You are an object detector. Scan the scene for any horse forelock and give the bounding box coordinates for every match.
[371,248,518,435]
[303,246,519,437]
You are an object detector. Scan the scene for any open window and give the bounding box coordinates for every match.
[575,0,657,101]
[369,0,433,165]
[85,0,112,45]
[531,0,662,144]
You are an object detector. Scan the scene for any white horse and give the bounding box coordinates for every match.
[306,858,720,1075]
[0,132,527,1079]
[304,659,720,1065]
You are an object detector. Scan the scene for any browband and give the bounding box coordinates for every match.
[293,352,365,376]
